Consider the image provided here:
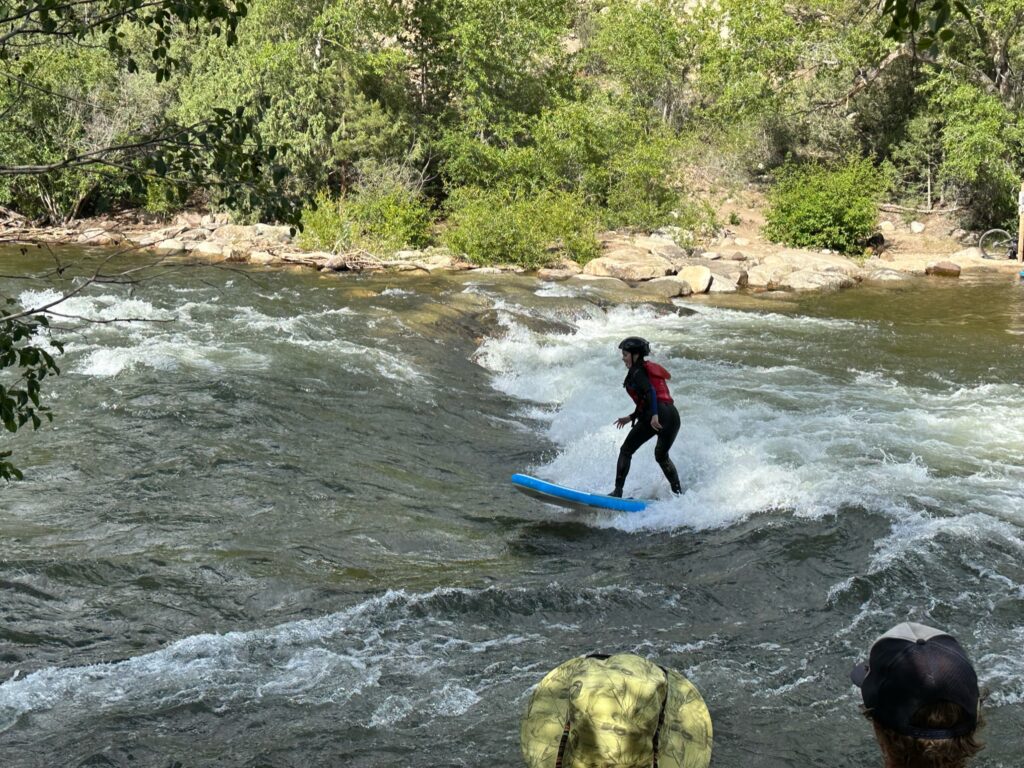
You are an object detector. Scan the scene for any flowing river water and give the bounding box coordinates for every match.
[1,247,1023,767]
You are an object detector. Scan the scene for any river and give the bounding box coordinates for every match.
[1,247,1022,767]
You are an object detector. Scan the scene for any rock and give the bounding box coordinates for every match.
[710,265,748,288]
[746,264,791,290]
[726,251,748,261]
[393,249,425,261]
[249,250,280,266]
[201,213,231,229]
[701,251,721,261]
[925,260,961,277]
[77,228,121,246]
[152,239,187,254]
[134,226,184,246]
[780,269,856,292]
[537,267,578,280]
[880,221,896,232]
[254,223,294,243]
[582,245,674,281]
[417,253,469,271]
[950,247,985,261]
[707,274,738,293]
[174,212,203,228]
[675,265,713,293]
[949,228,968,242]
[632,235,688,260]
[641,276,694,299]
[191,241,224,259]
[862,268,910,282]
[213,224,259,242]
[733,237,750,247]
[178,228,209,242]
[567,275,629,289]
[910,221,926,234]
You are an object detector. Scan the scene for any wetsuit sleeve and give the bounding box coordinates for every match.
[632,366,658,422]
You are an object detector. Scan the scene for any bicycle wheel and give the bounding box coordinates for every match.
[979,228,1014,259]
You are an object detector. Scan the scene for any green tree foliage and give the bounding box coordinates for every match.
[0,302,62,481]
[764,158,886,254]
[444,188,599,267]
[0,0,299,224]
[299,164,433,255]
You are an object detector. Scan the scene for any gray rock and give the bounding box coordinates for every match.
[910,221,926,233]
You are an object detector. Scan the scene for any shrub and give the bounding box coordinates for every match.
[443,188,599,268]
[298,168,433,255]
[763,158,884,254]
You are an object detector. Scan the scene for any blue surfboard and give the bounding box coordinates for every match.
[511,473,647,513]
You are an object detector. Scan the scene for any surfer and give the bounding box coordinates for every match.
[610,337,682,497]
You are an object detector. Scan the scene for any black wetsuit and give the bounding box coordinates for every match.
[615,362,682,495]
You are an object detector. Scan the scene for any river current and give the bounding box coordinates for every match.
[1,247,1022,767]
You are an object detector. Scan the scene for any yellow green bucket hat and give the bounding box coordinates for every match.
[520,653,713,768]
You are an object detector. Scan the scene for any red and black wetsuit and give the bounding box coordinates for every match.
[616,360,682,495]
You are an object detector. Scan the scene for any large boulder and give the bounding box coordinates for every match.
[675,265,712,293]
[710,265,748,288]
[583,245,674,281]
[746,264,792,290]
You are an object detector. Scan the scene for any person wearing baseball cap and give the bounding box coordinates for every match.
[850,621,984,768]
[520,653,712,768]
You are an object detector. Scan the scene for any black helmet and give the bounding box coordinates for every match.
[618,336,650,356]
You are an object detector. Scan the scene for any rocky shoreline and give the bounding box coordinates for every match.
[2,211,1021,298]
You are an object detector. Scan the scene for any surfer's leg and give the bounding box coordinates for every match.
[654,404,682,494]
[613,424,655,496]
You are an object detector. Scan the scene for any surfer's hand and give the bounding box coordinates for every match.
[650,415,662,431]
[614,416,631,429]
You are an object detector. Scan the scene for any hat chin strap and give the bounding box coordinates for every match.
[554,668,671,768]
[554,716,571,768]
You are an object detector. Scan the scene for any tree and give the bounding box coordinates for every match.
[0,0,300,223]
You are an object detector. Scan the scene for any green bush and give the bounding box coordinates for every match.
[763,158,884,254]
[298,170,433,255]
[443,188,599,268]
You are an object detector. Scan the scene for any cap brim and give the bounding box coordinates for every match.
[850,661,868,687]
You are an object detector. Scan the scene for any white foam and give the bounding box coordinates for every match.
[475,300,1024,551]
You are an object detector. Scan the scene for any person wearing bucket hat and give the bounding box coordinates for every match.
[850,622,984,768]
[521,653,712,768]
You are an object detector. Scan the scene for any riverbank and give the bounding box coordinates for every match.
[2,204,1021,298]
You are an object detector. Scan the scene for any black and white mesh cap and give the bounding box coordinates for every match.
[850,622,979,739]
